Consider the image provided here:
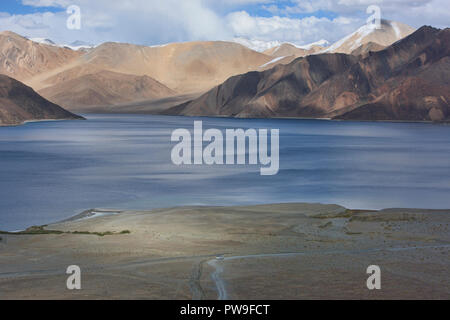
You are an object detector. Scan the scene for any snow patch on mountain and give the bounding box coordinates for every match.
[233,38,282,52]
[29,37,95,51]
[259,56,287,68]
[322,23,377,53]
[29,38,56,46]
[295,39,330,50]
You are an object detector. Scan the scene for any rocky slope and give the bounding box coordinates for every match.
[164,26,450,122]
[0,74,83,126]
[0,31,82,81]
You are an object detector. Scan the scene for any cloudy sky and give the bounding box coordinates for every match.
[0,0,448,50]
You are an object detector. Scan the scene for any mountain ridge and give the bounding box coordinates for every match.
[322,19,414,54]
[0,74,84,126]
[163,26,450,122]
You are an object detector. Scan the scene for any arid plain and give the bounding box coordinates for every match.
[1,203,449,300]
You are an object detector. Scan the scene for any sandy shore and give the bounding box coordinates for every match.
[0,203,449,300]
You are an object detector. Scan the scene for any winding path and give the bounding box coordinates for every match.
[206,244,450,300]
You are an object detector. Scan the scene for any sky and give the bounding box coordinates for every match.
[0,0,448,50]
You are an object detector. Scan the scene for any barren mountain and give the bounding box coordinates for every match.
[0,74,83,126]
[263,42,325,58]
[0,22,419,113]
[324,20,414,54]
[33,40,273,95]
[259,41,329,70]
[165,26,450,122]
[18,39,275,110]
[0,31,82,81]
[165,53,358,118]
[39,68,176,110]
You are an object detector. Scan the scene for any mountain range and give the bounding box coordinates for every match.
[0,19,448,124]
[165,26,449,122]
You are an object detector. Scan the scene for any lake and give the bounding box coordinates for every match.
[1,114,450,231]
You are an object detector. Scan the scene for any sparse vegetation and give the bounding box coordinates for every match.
[0,226,131,237]
[312,209,378,219]
[70,230,130,237]
[0,225,64,235]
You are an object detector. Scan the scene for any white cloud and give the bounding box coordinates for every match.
[1,0,230,45]
[263,0,449,27]
[205,0,272,5]
[278,0,431,14]
[21,0,71,7]
[386,0,450,28]
[227,11,359,46]
[0,0,447,48]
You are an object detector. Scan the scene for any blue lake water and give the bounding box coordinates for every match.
[1,114,450,231]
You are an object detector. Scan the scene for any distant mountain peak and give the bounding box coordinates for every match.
[26,36,95,51]
[232,38,282,52]
[65,40,95,50]
[233,38,330,54]
[70,40,92,46]
[323,19,415,54]
[295,39,330,50]
[262,40,330,61]
[29,37,56,46]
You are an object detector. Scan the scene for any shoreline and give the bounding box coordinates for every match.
[0,117,85,128]
[4,202,450,234]
[89,112,450,125]
[2,113,449,128]
[4,201,450,234]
